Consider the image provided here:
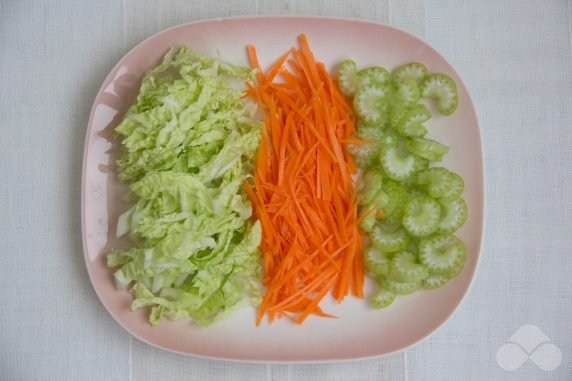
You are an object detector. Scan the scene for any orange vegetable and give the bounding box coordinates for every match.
[245,35,364,325]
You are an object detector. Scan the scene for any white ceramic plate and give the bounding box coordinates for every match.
[82,16,484,362]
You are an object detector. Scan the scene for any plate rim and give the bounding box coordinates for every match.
[81,14,485,363]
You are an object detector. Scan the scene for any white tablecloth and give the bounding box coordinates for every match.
[1,1,571,380]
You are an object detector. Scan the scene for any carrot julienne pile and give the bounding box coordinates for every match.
[245,35,365,325]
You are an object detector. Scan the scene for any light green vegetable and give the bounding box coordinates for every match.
[115,47,258,182]
[370,224,410,253]
[347,125,386,167]
[357,66,391,87]
[392,62,429,84]
[381,278,420,295]
[379,181,407,223]
[108,47,263,326]
[370,287,396,308]
[360,169,384,205]
[387,250,429,283]
[419,234,467,275]
[358,169,387,232]
[389,103,408,129]
[422,256,465,289]
[359,205,377,232]
[402,196,441,237]
[337,59,360,96]
[438,197,468,234]
[422,273,450,289]
[396,104,431,137]
[380,145,419,181]
[421,73,458,115]
[353,84,392,124]
[395,78,421,107]
[378,127,400,149]
[416,167,463,199]
[406,137,449,162]
[364,246,390,276]
[341,58,468,307]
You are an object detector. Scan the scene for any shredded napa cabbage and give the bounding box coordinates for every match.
[107,46,262,326]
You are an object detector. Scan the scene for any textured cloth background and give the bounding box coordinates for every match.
[1,0,571,380]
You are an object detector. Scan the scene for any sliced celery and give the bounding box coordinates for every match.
[422,73,458,115]
[419,234,466,274]
[403,196,441,237]
[337,59,360,96]
[392,62,429,84]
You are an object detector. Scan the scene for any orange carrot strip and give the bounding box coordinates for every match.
[246,45,265,82]
[265,49,292,83]
[246,35,362,325]
[295,275,338,324]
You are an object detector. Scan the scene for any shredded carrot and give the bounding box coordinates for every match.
[246,35,364,325]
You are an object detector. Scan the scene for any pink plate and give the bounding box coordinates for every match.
[82,16,484,362]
